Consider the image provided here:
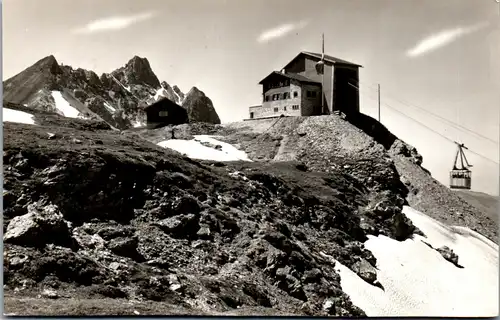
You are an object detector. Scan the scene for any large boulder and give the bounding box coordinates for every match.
[182,87,221,124]
[3,202,74,248]
[436,246,460,267]
[351,258,377,284]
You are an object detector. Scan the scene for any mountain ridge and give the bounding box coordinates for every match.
[2,55,221,129]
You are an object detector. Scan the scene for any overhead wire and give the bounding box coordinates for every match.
[348,82,499,165]
[350,78,499,145]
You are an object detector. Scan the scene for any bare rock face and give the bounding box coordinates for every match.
[111,56,160,88]
[182,87,221,124]
[2,55,62,104]
[4,201,73,248]
[173,85,185,102]
[389,139,423,166]
[85,70,102,87]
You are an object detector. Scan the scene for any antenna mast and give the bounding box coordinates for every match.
[314,33,326,114]
[377,84,381,122]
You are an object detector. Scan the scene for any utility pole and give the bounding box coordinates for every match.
[377,83,381,122]
[322,72,325,114]
[321,33,325,114]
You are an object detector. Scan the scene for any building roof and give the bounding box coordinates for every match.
[144,97,182,110]
[258,71,321,85]
[283,51,363,69]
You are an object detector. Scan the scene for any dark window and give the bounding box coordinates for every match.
[265,96,270,102]
[250,112,254,119]
[306,91,317,98]
[274,108,279,112]
[292,105,299,110]
[284,106,287,111]
[283,92,289,99]
[293,91,298,98]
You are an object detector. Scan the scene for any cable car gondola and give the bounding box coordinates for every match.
[449,142,472,190]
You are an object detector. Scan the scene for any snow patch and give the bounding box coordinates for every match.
[110,74,131,93]
[132,120,144,128]
[173,90,182,104]
[157,135,251,162]
[103,102,116,113]
[51,91,81,118]
[154,88,168,101]
[3,108,36,125]
[335,206,498,317]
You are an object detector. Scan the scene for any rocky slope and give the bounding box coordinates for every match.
[3,55,221,130]
[141,114,497,242]
[3,108,422,316]
[455,191,499,224]
[3,104,497,316]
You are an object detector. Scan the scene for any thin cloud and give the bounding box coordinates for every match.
[72,12,157,35]
[407,22,488,58]
[257,20,309,43]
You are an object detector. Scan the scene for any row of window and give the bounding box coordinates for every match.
[265,90,317,102]
[266,91,297,102]
[265,80,290,90]
[273,105,300,112]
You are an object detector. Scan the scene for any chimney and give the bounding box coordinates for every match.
[281,68,286,74]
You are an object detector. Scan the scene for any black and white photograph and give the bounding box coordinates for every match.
[1,0,499,317]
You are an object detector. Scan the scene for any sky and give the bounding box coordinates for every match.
[2,0,499,195]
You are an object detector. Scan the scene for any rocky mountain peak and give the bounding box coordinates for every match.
[111,55,160,88]
[160,81,170,89]
[3,54,221,127]
[182,86,221,124]
[34,55,62,75]
[2,55,64,104]
[187,86,204,97]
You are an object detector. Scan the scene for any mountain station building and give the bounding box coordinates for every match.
[249,51,362,120]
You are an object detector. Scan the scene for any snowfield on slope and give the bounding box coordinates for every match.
[334,206,498,317]
[157,135,252,162]
[51,91,80,118]
[3,108,36,125]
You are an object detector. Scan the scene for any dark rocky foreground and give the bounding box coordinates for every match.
[3,118,418,316]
